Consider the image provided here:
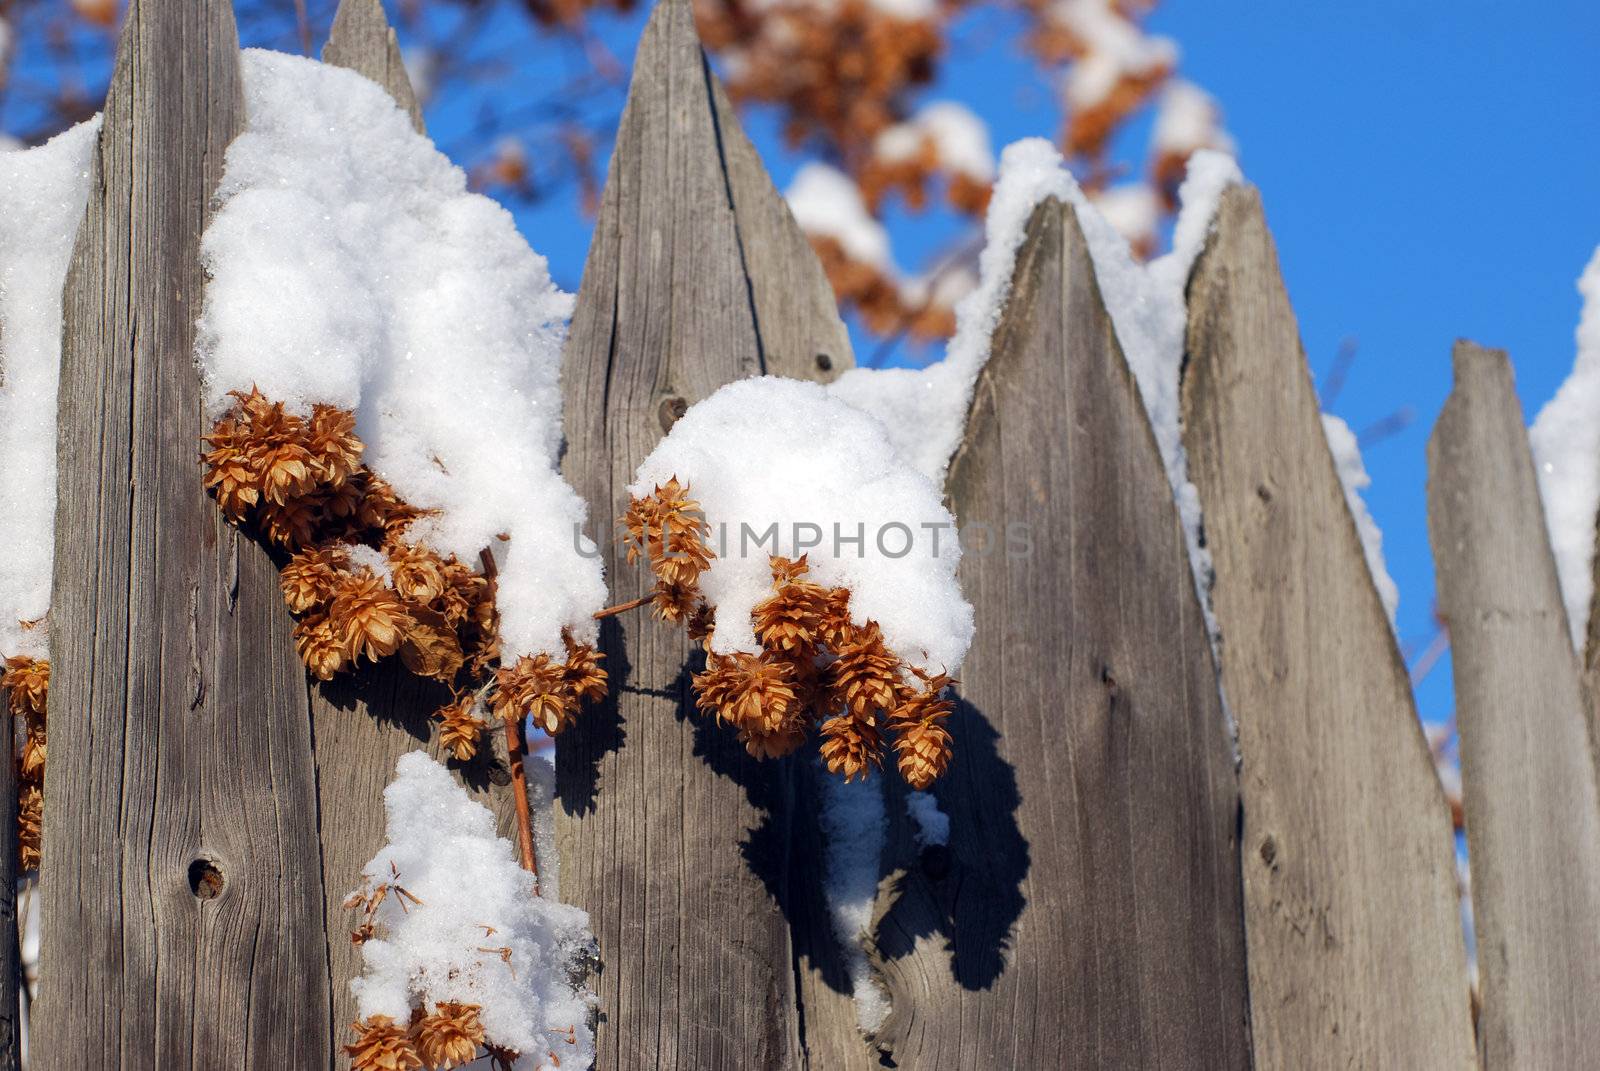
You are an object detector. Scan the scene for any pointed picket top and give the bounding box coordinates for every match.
[1182,185,1475,1067]
[557,0,859,1065]
[869,197,1251,1067]
[323,0,425,133]
[38,0,336,1065]
[1427,340,1600,1066]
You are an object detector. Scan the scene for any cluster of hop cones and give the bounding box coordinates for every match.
[0,656,47,870]
[345,1004,512,1071]
[623,479,955,789]
[201,387,607,765]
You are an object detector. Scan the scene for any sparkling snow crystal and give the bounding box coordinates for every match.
[351,752,595,1065]
[0,116,101,660]
[196,50,604,661]
[630,376,973,675]
[1531,245,1600,649]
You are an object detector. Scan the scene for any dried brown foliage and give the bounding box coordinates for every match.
[2,656,49,869]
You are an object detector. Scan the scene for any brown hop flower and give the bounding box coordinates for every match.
[753,556,829,656]
[623,478,713,590]
[693,652,798,736]
[281,545,352,613]
[258,439,318,507]
[329,575,414,664]
[2,656,49,717]
[294,611,349,681]
[561,633,608,705]
[493,655,574,735]
[17,782,42,871]
[258,498,322,550]
[307,404,363,487]
[887,673,956,789]
[819,711,883,782]
[400,608,466,683]
[433,560,490,627]
[826,621,905,719]
[434,700,487,762]
[388,542,450,606]
[411,1002,485,1069]
[200,415,262,520]
[817,587,855,649]
[358,476,423,539]
[651,580,701,624]
[345,1015,423,1071]
[19,731,46,783]
[741,722,808,761]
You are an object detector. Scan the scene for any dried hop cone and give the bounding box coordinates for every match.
[329,574,415,664]
[694,653,799,738]
[411,1002,485,1069]
[294,610,350,682]
[561,633,608,705]
[826,621,904,719]
[345,1015,423,1071]
[280,545,352,614]
[819,711,883,782]
[2,656,49,717]
[306,403,363,487]
[493,654,574,735]
[17,782,42,872]
[434,699,487,763]
[888,673,956,789]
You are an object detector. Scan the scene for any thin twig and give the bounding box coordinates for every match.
[593,592,652,619]
[502,714,541,894]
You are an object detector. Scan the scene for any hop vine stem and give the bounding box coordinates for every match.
[593,593,652,619]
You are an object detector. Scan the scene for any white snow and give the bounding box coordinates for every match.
[196,50,605,661]
[630,376,973,675]
[525,749,562,902]
[1049,0,1176,110]
[1091,182,1159,250]
[827,141,1238,593]
[344,542,395,587]
[1153,80,1236,158]
[0,116,101,660]
[1321,414,1399,626]
[1530,245,1600,649]
[786,162,892,269]
[914,102,996,181]
[350,752,595,1064]
[905,790,950,847]
[817,766,889,1033]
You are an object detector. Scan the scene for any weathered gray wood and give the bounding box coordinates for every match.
[1583,519,1600,774]
[866,198,1251,1068]
[707,76,852,383]
[322,0,425,133]
[34,1,333,1066]
[556,0,864,1066]
[1182,185,1475,1068]
[1427,339,1600,1068]
[313,6,523,1058]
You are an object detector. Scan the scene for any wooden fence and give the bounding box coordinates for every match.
[10,0,1600,1067]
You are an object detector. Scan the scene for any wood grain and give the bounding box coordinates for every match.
[312,1,523,1057]
[322,0,425,133]
[555,0,863,1066]
[33,2,332,1066]
[866,198,1251,1068]
[1427,339,1600,1068]
[1182,185,1475,1069]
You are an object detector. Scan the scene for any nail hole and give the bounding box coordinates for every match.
[188,858,225,900]
[815,353,833,372]
[1259,835,1278,867]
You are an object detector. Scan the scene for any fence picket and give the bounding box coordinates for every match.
[323,0,426,133]
[33,1,332,1066]
[1181,185,1475,1068]
[555,0,859,1065]
[867,198,1251,1067]
[1427,339,1600,1066]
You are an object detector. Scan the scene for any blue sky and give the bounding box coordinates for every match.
[474,0,1600,725]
